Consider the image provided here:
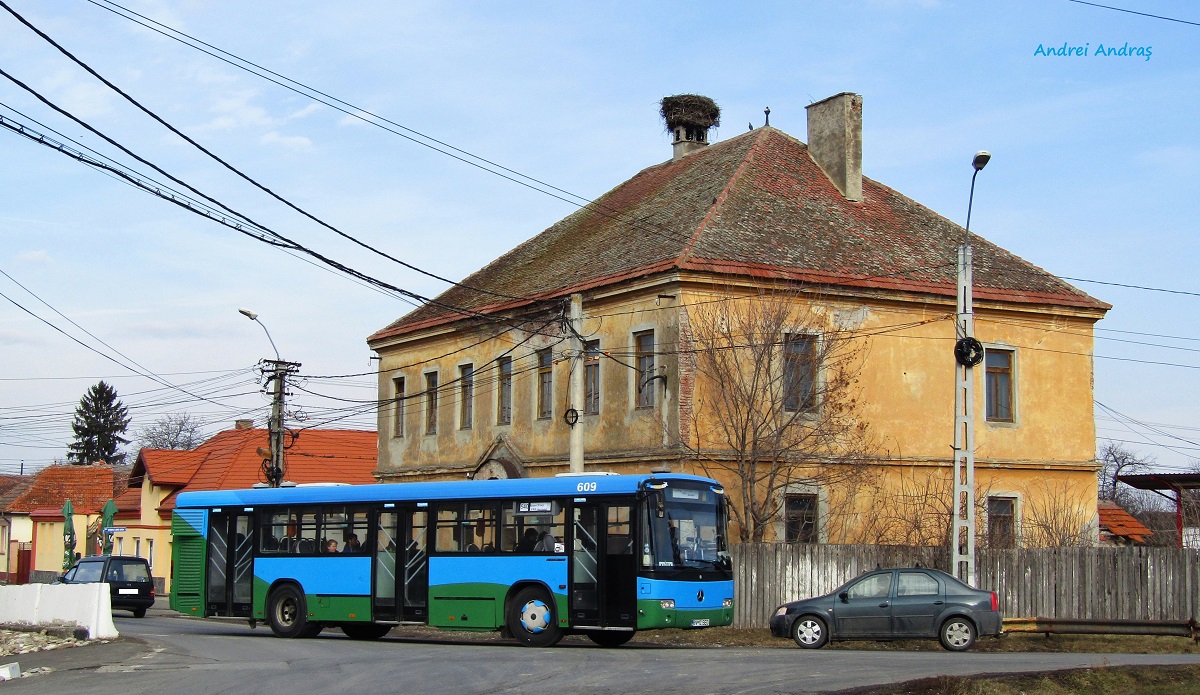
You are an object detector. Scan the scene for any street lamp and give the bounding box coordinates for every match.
[239,307,280,361]
[238,308,297,487]
[964,151,991,247]
[952,150,990,587]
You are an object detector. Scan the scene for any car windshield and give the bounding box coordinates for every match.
[73,562,103,583]
[644,483,731,572]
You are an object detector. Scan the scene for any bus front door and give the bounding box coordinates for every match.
[206,511,253,617]
[570,502,636,628]
[373,508,428,622]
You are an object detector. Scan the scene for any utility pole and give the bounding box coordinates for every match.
[567,294,585,473]
[260,359,301,487]
[951,151,990,587]
[239,308,299,488]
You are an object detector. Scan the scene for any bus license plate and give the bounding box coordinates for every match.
[690,618,710,627]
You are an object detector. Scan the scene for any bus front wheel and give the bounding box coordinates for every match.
[508,587,563,647]
[268,584,311,639]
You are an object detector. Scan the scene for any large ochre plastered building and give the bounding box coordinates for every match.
[367,93,1109,546]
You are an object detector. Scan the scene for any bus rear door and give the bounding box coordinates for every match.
[206,510,253,617]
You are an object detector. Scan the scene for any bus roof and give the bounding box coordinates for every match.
[175,472,720,509]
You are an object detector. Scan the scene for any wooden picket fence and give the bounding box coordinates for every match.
[731,544,1200,629]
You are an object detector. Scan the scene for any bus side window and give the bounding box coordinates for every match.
[435,505,462,552]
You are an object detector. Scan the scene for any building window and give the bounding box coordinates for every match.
[424,372,439,435]
[134,537,141,558]
[537,348,553,420]
[497,357,512,425]
[459,364,473,430]
[147,538,154,569]
[635,330,655,409]
[392,376,405,438]
[985,349,1014,422]
[784,494,819,543]
[783,334,818,413]
[584,339,601,415]
[116,537,123,555]
[988,496,1016,549]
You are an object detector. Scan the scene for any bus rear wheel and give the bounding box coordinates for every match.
[268,584,311,639]
[508,587,563,647]
[342,623,391,640]
[587,631,634,648]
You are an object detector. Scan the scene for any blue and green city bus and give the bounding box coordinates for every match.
[170,472,733,646]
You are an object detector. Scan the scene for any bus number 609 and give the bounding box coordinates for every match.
[576,481,597,492]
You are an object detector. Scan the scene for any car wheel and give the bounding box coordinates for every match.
[267,584,310,639]
[132,607,147,619]
[507,586,563,647]
[939,617,976,651]
[342,623,391,640]
[791,615,828,649]
[587,631,634,648]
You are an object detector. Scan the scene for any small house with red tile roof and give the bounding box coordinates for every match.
[121,422,377,592]
[368,92,1109,546]
[6,464,120,581]
[0,474,34,582]
[1098,501,1152,546]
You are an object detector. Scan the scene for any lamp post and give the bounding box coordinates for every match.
[239,308,299,487]
[239,308,280,361]
[951,151,990,587]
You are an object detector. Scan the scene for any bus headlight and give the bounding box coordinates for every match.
[660,599,675,610]
[723,598,733,609]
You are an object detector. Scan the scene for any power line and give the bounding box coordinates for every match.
[1065,0,1200,27]
[78,0,711,252]
[0,108,565,335]
[0,0,528,303]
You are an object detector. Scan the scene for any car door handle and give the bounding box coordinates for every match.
[933,601,944,605]
[878,602,889,608]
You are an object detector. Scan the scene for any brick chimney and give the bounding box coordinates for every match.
[234,419,254,430]
[805,92,863,202]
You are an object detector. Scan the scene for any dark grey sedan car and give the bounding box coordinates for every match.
[769,567,1001,651]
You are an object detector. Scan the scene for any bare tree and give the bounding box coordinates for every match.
[835,468,996,548]
[1097,441,1153,508]
[136,412,203,451]
[684,285,880,542]
[1020,479,1096,547]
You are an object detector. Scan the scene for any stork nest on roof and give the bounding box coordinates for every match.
[659,94,721,133]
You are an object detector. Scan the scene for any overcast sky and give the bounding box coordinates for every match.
[1,1,1197,475]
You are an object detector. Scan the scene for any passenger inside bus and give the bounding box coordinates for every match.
[343,534,361,553]
[515,527,539,552]
[325,539,339,553]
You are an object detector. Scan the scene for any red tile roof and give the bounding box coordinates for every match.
[182,428,378,491]
[371,126,1108,342]
[1098,501,1152,543]
[8,464,118,515]
[132,449,206,487]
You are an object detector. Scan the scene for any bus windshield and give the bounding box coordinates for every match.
[644,484,730,573]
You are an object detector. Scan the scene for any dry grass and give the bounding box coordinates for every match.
[847,664,1200,695]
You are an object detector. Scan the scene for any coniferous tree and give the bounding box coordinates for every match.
[67,380,131,465]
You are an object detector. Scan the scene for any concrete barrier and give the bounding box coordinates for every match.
[0,583,118,640]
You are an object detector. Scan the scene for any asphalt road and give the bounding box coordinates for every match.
[8,611,1200,695]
